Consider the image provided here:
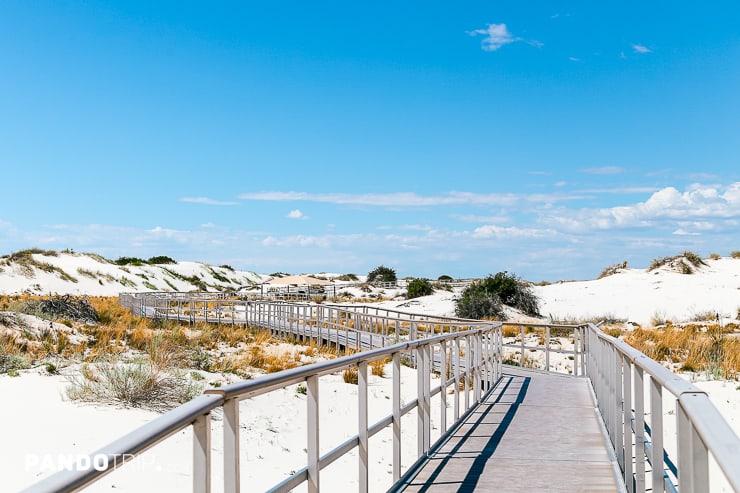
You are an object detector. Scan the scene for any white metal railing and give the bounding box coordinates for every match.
[585,323,740,493]
[23,326,503,493]
[22,294,740,492]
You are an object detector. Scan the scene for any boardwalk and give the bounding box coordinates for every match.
[398,367,623,492]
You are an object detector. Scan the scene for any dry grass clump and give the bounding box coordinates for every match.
[66,360,203,411]
[370,357,390,377]
[597,261,628,279]
[648,251,706,274]
[343,365,359,384]
[624,325,739,378]
[731,251,740,259]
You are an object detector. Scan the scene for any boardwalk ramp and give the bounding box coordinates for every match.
[397,367,622,492]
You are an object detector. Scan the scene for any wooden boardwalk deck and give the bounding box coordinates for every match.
[397,367,624,492]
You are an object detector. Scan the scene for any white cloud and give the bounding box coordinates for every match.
[582,166,624,175]
[569,57,581,62]
[239,191,587,207]
[632,44,652,54]
[180,197,238,206]
[287,209,308,220]
[543,183,740,233]
[472,224,555,239]
[469,23,518,51]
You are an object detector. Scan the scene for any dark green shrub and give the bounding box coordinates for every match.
[147,256,176,265]
[367,265,397,284]
[115,257,146,266]
[455,291,504,320]
[407,278,433,299]
[455,272,540,319]
[437,275,453,281]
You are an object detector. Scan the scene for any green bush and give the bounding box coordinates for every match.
[147,256,176,265]
[407,278,433,299]
[437,275,453,281]
[455,291,504,320]
[455,272,540,319]
[115,257,146,266]
[367,265,397,284]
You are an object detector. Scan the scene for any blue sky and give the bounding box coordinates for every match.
[1,1,739,281]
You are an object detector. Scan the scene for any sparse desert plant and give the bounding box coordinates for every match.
[456,291,504,320]
[370,358,389,377]
[731,251,740,259]
[597,261,628,279]
[336,273,359,281]
[367,265,397,284]
[406,278,433,299]
[709,253,721,260]
[66,360,203,411]
[437,275,453,282]
[343,365,359,384]
[649,251,706,274]
[296,384,307,395]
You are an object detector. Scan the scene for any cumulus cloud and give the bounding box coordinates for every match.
[632,44,652,54]
[543,183,740,233]
[469,23,518,51]
[180,197,238,206]
[287,209,308,220]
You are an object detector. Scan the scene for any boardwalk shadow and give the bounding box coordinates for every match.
[407,374,531,493]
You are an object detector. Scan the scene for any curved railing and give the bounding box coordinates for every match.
[585,323,740,493]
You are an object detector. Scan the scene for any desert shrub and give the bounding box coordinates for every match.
[336,273,359,281]
[219,264,235,271]
[66,360,203,411]
[343,365,359,384]
[437,275,453,282]
[731,251,740,259]
[456,272,539,319]
[147,255,176,265]
[649,251,705,274]
[407,278,433,299]
[709,253,721,260]
[0,349,30,374]
[367,265,397,284]
[597,261,627,279]
[115,257,146,266]
[370,358,389,377]
[455,290,504,320]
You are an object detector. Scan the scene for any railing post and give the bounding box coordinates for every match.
[677,397,709,493]
[622,356,633,491]
[193,412,212,493]
[223,397,240,493]
[392,351,401,482]
[440,340,448,433]
[358,361,369,493]
[307,375,320,493]
[545,325,551,371]
[649,376,664,492]
[634,364,646,493]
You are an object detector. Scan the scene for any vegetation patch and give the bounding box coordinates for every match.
[598,261,628,279]
[367,265,397,284]
[407,278,433,299]
[649,251,707,274]
[456,272,540,320]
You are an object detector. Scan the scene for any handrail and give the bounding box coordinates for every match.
[585,323,740,493]
[23,319,504,493]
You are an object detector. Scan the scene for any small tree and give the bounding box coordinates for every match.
[407,278,433,299]
[367,265,397,284]
[437,275,453,282]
